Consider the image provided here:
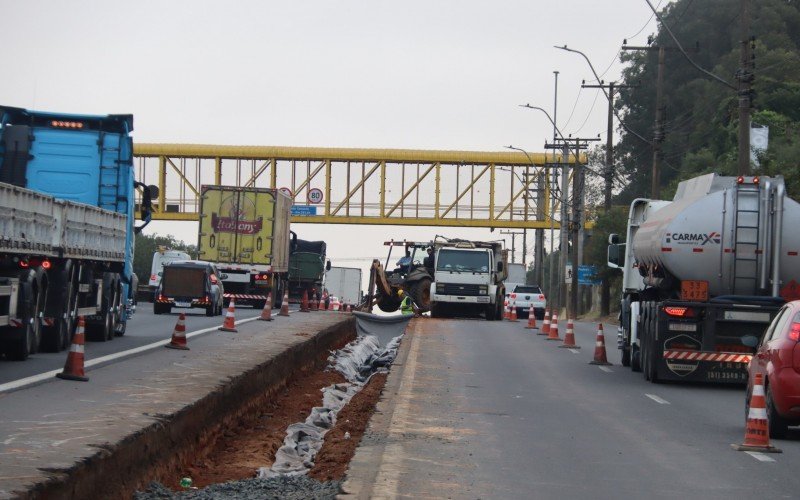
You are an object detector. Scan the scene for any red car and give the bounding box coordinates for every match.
[746,300,800,438]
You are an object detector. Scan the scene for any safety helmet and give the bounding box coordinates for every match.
[397,289,405,296]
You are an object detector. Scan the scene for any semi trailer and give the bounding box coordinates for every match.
[198,185,291,309]
[608,174,800,383]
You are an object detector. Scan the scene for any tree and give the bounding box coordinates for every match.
[615,0,800,202]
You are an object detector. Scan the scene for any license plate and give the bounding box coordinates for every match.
[174,301,191,308]
[477,297,490,303]
[255,280,269,285]
[722,311,771,322]
[669,322,697,332]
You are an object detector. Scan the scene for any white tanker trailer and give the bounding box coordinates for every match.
[608,174,800,383]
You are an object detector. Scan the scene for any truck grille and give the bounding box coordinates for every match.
[439,283,481,296]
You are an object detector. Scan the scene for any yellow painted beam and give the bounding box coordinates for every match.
[134,143,584,165]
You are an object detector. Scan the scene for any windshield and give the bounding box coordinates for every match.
[514,285,542,294]
[436,249,489,272]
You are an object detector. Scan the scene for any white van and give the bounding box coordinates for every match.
[149,248,191,296]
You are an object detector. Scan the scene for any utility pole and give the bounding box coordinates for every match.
[737,0,753,175]
[500,230,525,264]
[549,71,559,312]
[544,136,599,319]
[581,80,637,315]
[535,171,546,287]
[622,42,694,199]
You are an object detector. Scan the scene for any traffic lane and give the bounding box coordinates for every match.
[0,302,266,384]
[349,318,799,499]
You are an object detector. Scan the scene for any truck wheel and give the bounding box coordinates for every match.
[766,383,789,439]
[621,347,631,367]
[647,306,660,383]
[7,272,44,361]
[409,278,432,312]
[42,263,77,352]
[642,303,652,381]
[206,304,215,317]
[87,274,116,342]
[631,345,642,372]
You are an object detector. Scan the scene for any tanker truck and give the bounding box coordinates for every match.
[607,174,800,383]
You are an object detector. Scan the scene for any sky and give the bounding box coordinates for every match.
[1,0,663,280]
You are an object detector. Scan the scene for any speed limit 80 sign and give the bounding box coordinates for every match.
[308,188,324,204]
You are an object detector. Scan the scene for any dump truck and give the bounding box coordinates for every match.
[363,240,434,313]
[198,185,291,309]
[607,174,800,383]
[287,235,329,302]
[0,105,156,359]
[429,237,508,320]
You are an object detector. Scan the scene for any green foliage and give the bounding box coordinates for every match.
[133,233,196,286]
[615,0,800,201]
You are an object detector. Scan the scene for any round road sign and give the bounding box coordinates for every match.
[279,187,293,198]
[308,188,324,204]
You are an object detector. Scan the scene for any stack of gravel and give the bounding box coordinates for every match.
[134,476,342,500]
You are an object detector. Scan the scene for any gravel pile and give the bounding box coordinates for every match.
[134,476,342,500]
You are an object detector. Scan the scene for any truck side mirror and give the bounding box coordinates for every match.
[608,233,619,245]
[134,183,160,234]
[607,243,624,269]
[326,260,331,271]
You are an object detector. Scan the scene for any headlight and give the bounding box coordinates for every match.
[478,285,488,295]
[436,283,445,292]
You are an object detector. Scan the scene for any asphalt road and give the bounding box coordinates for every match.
[0,302,269,385]
[345,317,800,499]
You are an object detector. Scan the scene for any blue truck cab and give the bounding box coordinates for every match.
[0,105,155,358]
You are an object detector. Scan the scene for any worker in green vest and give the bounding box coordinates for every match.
[398,289,418,316]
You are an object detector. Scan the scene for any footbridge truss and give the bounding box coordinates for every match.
[133,144,584,229]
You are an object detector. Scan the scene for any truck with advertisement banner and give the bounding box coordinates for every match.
[198,185,292,309]
[0,105,156,359]
[607,174,800,383]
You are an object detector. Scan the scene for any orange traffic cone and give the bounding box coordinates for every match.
[311,295,319,311]
[279,291,290,317]
[503,300,509,320]
[539,308,550,336]
[219,299,238,332]
[166,313,190,350]
[589,324,612,365]
[732,373,782,453]
[546,312,562,341]
[300,290,310,312]
[259,293,274,321]
[559,318,580,348]
[525,305,538,330]
[56,316,89,381]
[509,302,519,322]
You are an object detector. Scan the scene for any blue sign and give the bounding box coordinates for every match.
[578,265,601,285]
[291,205,317,216]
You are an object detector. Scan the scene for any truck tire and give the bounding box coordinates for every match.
[621,347,631,367]
[409,278,432,312]
[631,302,645,373]
[86,273,116,342]
[6,271,45,361]
[642,303,651,381]
[646,304,661,383]
[42,263,77,352]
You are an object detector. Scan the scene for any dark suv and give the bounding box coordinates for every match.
[154,260,225,316]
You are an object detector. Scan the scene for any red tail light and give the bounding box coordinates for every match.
[539,294,545,299]
[511,293,517,299]
[664,306,695,318]
[150,274,157,281]
[19,260,29,268]
[41,260,51,270]
[210,274,218,284]
[789,322,800,342]
[158,294,166,301]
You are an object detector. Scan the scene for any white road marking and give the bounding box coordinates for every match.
[598,366,613,373]
[745,451,776,462]
[0,316,261,394]
[645,394,670,405]
[568,349,580,354]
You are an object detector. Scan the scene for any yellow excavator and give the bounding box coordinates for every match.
[361,240,433,313]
